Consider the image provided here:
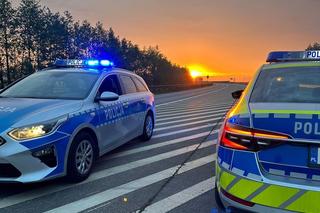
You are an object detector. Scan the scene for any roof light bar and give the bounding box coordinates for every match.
[54,59,114,68]
[267,51,320,63]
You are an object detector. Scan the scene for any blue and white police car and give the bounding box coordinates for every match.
[0,59,155,183]
[215,51,320,212]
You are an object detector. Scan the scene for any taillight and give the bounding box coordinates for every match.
[220,123,290,151]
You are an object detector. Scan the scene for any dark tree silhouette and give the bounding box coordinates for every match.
[0,0,192,88]
[306,42,320,51]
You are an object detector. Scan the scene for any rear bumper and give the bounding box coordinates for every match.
[216,146,320,213]
[217,185,291,213]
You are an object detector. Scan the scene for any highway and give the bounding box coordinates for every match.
[0,83,245,213]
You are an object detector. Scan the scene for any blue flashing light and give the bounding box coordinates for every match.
[87,60,99,66]
[100,60,113,66]
[54,59,114,68]
[267,51,320,63]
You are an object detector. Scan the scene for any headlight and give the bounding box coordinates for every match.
[8,117,66,141]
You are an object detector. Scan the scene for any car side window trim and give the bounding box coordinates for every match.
[119,74,138,95]
[132,77,148,92]
[95,74,123,99]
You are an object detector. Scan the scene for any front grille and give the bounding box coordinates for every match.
[0,164,21,178]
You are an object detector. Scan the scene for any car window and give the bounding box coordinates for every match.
[98,75,122,96]
[133,77,148,92]
[0,71,98,100]
[250,66,320,103]
[119,75,137,94]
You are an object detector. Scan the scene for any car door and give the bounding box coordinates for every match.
[119,74,142,138]
[132,77,149,128]
[96,74,126,151]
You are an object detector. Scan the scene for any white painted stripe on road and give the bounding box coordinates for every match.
[156,102,232,112]
[156,112,226,127]
[155,118,223,132]
[98,139,216,165]
[107,131,217,159]
[45,154,217,213]
[0,139,216,209]
[156,104,232,115]
[157,106,230,119]
[153,125,220,139]
[156,86,228,107]
[157,108,229,122]
[143,177,216,213]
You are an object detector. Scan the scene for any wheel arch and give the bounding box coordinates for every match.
[63,123,100,175]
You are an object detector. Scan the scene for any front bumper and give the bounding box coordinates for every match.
[216,146,320,213]
[0,131,70,183]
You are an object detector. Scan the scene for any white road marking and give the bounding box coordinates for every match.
[106,131,217,159]
[153,125,220,139]
[157,108,229,122]
[156,112,226,127]
[156,86,228,107]
[156,105,231,119]
[0,139,216,209]
[156,104,232,115]
[45,154,217,213]
[155,119,223,132]
[98,140,216,164]
[143,177,216,213]
[156,102,232,111]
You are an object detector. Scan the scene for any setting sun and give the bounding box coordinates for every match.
[190,70,201,78]
[188,64,209,78]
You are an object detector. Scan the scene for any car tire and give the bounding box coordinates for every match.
[141,112,154,141]
[66,131,96,182]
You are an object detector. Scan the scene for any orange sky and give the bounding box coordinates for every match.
[14,0,320,81]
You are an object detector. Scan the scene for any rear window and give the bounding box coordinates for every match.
[250,66,320,103]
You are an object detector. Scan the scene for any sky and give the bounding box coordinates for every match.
[13,0,320,81]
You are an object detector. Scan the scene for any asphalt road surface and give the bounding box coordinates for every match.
[0,83,245,213]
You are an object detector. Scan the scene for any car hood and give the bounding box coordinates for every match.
[0,98,83,133]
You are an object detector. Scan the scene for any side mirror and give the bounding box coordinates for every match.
[232,90,244,99]
[96,92,119,102]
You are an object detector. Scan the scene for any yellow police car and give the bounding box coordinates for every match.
[215,51,320,212]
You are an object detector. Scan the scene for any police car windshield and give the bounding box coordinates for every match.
[250,66,320,103]
[0,71,99,100]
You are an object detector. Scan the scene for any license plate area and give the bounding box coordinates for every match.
[309,146,320,168]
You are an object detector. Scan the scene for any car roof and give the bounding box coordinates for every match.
[40,67,137,76]
[262,61,320,70]
[37,67,147,86]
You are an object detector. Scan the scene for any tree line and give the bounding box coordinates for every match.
[307,42,320,50]
[0,0,192,88]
